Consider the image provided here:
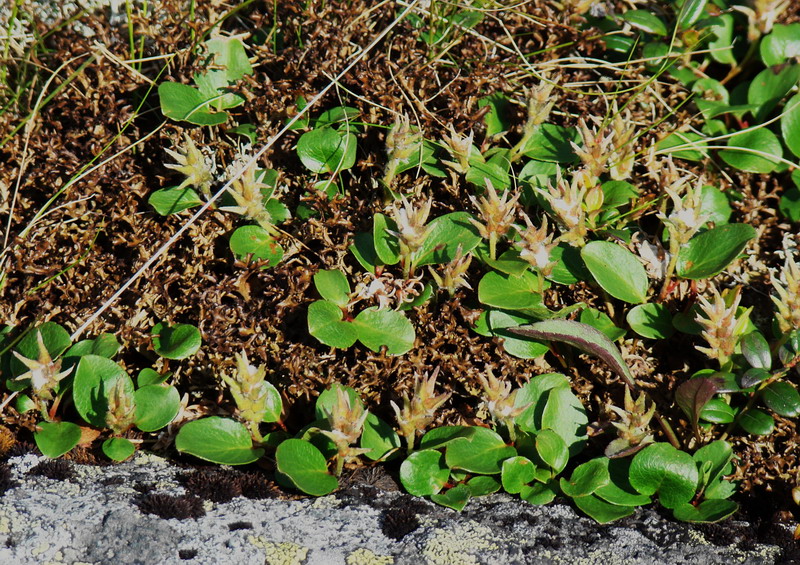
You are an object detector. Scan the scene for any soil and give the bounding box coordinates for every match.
[2,0,800,553]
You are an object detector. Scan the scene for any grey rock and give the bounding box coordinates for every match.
[0,452,792,564]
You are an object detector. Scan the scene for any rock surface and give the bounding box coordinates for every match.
[0,452,795,564]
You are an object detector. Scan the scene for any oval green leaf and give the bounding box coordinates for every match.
[445,426,517,475]
[415,212,481,266]
[360,413,401,461]
[134,384,181,432]
[313,269,351,307]
[352,307,415,355]
[501,456,538,494]
[718,129,782,174]
[478,270,545,311]
[230,225,284,267]
[559,458,610,498]
[34,421,81,459]
[158,81,227,126]
[175,417,265,465]
[430,484,471,511]
[275,438,338,496]
[762,381,800,417]
[629,443,699,509]
[148,186,202,216]
[626,303,674,339]
[581,241,648,304]
[781,93,800,159]
[572,493,635,524]
[73,355,133,428]
[672,499,738,523]
[737,407,774,435]
[297,126,356,173]
[676,224,756,280]
[102,437,136,462]
[400,449,450,496]
[151,323,202,360]
[307,300,358,349]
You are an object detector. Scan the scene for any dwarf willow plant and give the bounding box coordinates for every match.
[4,321,189,461]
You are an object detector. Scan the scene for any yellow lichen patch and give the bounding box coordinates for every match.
[422,521,499,565]
[249,536,309,565]
[345,547,394,565]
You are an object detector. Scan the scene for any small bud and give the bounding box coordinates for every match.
[163,134,216,197]
[222,162,283,237]
[105,379,137,435]
[605,387,656,458]
[429,245,473,294]
[695,286,750,367]
[771,252,800,334]
[12,330,72,404]
[515,214,557,276]
[391,369,451,451]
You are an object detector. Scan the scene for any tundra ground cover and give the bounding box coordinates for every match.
[2,0,800,536]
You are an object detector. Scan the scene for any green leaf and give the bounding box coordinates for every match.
[535,429,568,474]
[698,185,731,226]
[747,65,800,121]
[699,398,735,424]
[508,320,636,388]
[672,499,738,523]
[704,15,736,65]
[352,308,415,355]
[316,106,360,130]
[762,381,800,417]
[656,132,707,161]
[137,368,168,387]
[297,126,357,173]
[151,323,202,360]
[134,385,181,432]
[676,0,707,29]
[430,484,471,511]
[313,270,351,307]
[781,93,800,159]
[676,224,756,279]
[501,456,538,494]
[158,82,227,126]
[629,443,699,509]
[360,413,401,461]
[513,373,571,434]
[445,427,517,474]
[594,458,652,507]
[175,417,264,465]
[478,270,545,311]
[760,23,800,66]
[740,331,771,370]
[65,333,121,359]
[229,226,284,267]
[521,124,579,162]
[419,426,475,450]
[693,440,733,489]
[148,186,202,216]
[307,300,358,349]
[719,129,783,174]
[540,386,588,457]
[740,367,771,389]
[276,439,338,496]
[350,232,381,273]
[34,421,81,458]
[466,161,510,190]
[373,213,401,265]
[102,437,135,462]
[619,10,667,36]
[73,355,133,428]
[476,247,530,277]
[626,303,674,339]
[581,241,648,304]
[559,458,610,498]
[478,93,510,137]
[572,494,635,524]
[415,212,481,266]
[580,308,626,341]
[466,475,501,497]
[519,481,558,505]
[547,243,590,285]
[204,37,253,82]
[400,449,450,496]
[737,407,774,435]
